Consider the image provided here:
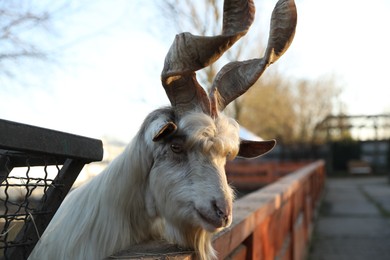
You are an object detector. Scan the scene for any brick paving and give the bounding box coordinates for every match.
[308,177,390,260]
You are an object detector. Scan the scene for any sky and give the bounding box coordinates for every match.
[0,0,389,143]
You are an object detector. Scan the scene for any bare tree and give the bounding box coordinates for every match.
[0,0,115,83]
[292,76,342,143]
[0,1,59,78]
[238,74,343,144]
[237,73,296,143]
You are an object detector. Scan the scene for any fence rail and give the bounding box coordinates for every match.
[0,119,103,260]
[226,160,313,190]
[109,160,326,259]
[214,160,325,259]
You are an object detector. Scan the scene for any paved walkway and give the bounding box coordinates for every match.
[308,177,390,260]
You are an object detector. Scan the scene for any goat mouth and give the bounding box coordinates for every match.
[195,208,227,232]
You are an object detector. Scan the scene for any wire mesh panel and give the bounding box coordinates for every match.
[0,119,103,260]
[0,151,62,259]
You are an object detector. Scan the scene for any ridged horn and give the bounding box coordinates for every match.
[161,0,255,117]
[209,0,297,114]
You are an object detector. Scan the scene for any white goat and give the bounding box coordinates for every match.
[29,0,297,259]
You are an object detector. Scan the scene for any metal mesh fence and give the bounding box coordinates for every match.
[0,118,103,259]
[0,151,63,259]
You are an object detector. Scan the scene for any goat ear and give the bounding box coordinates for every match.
[152,122,177,142]
[238,139,276,158]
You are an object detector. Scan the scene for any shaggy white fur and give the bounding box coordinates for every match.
[28,108,239,260]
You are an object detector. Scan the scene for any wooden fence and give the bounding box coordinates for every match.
[110,160,326,259]
[226,160,313,190]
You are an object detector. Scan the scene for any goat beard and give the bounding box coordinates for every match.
[182,228,216,260]
[155,220,217,260]
[192,229,216,260]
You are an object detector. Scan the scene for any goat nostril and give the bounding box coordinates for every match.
[213,200,229,224]
[217,208,229,226]
[216,208,225,218]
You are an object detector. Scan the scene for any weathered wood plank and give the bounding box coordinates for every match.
[0,119,103,162]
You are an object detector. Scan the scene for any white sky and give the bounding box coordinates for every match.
[0,0,389,142]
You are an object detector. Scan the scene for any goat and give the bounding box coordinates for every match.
[28,0,297,259]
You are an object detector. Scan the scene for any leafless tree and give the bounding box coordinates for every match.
[237,72,296,143]
[0,1,60,78]
[0,0,116,84]
[292,76,342,143]
[238,74,343,144]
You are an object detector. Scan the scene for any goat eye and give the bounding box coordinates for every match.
[170,143,183,153]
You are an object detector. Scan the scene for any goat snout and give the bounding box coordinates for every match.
[196,199,232,232]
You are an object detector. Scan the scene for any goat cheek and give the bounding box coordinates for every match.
[149,164,187,206]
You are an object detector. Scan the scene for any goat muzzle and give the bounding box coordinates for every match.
[196,198,232,232]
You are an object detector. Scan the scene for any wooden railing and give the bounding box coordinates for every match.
[214,160,325,259]
[110,160,326,259]
[226,160,314,190]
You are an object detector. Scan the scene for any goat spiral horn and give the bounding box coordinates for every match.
[161,0,255,116]
[161,0,297,118]
[210,0,297,114]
